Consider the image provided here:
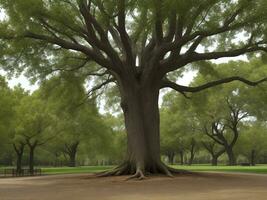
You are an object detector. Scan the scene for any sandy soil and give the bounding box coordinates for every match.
[0,172,267,200]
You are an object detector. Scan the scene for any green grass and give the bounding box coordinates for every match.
[172,165,267,174]
[2,165,267,175]
[42,165,267,175]
[0,166,112,175]
[42,166,112,174]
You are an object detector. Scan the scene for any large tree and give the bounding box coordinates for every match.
[1,0,267,178]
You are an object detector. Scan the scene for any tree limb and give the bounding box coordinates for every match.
[190,45,267,62]
[86,77,116,97]
[117,0,135,67]
[78,1,123,70]
[161,76,267,94]
[24,32,113,70]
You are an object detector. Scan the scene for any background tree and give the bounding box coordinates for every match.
[160,96,187,165]
[16,93,55,174]
[201,139,225,166]
[39,74,112,167]
[1,0,267,178]
[10,86,29,173]
[101,114,127,165]
[237,122,267,165]
[161,92,201,165]
[0,76,15,167]
[189,59,267,165]
[192,89,247,166]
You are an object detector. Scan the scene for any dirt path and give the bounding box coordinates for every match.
[0,172,267,200]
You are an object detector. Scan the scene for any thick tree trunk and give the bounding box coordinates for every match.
[226,147,236,166]
[122,86,162,176]
[100,81,186,178]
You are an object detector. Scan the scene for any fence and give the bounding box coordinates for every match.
[1,168,42,177]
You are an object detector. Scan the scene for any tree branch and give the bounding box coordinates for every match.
[78,1,123,70]
[154,2,163,44]
[204,125,224,146]
[190,45,267,62]
[117,0,135,67]
[86,77,116,97]
[161,76,267,94]
[24,32,113,70]
[164,11,176,43]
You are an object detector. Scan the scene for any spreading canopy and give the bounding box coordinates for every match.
[1,0,267,93]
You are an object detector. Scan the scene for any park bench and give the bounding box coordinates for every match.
[1,168,42,177]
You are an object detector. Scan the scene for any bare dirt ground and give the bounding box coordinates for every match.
[0,172,267,200]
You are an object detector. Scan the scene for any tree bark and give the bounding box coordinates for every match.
[65,142,79,167]
[69,153,77,167]
[202,142,225,166]
[167,152,175,165]
[211,156,218,166]
[188,139,196,166]
[122,84,162,176]
[29,146,36,175]
[211,150,225,166]
[179,151,184,165]
[13,143,25,175]
[100,80,185,178]
[226,147,236,166]
[16,153,23,174]
[250,149,256,166]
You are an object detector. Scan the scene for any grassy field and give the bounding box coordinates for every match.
[41,165,267,175]
[2,165,267,175]
[42,166,112,174]
[173,165,267,174]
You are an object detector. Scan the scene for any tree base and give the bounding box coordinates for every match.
[97,161,190,180]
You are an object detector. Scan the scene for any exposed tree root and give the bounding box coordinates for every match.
[96,161,191,180]
[97,162,130,177]
[126,167,146,180]
[166,165,192,174]
[157,162,174,177]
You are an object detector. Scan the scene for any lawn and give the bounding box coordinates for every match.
[40,165,267,175]
[172,165,267,174]
[42,166,112,174]
[1,165,267,175]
